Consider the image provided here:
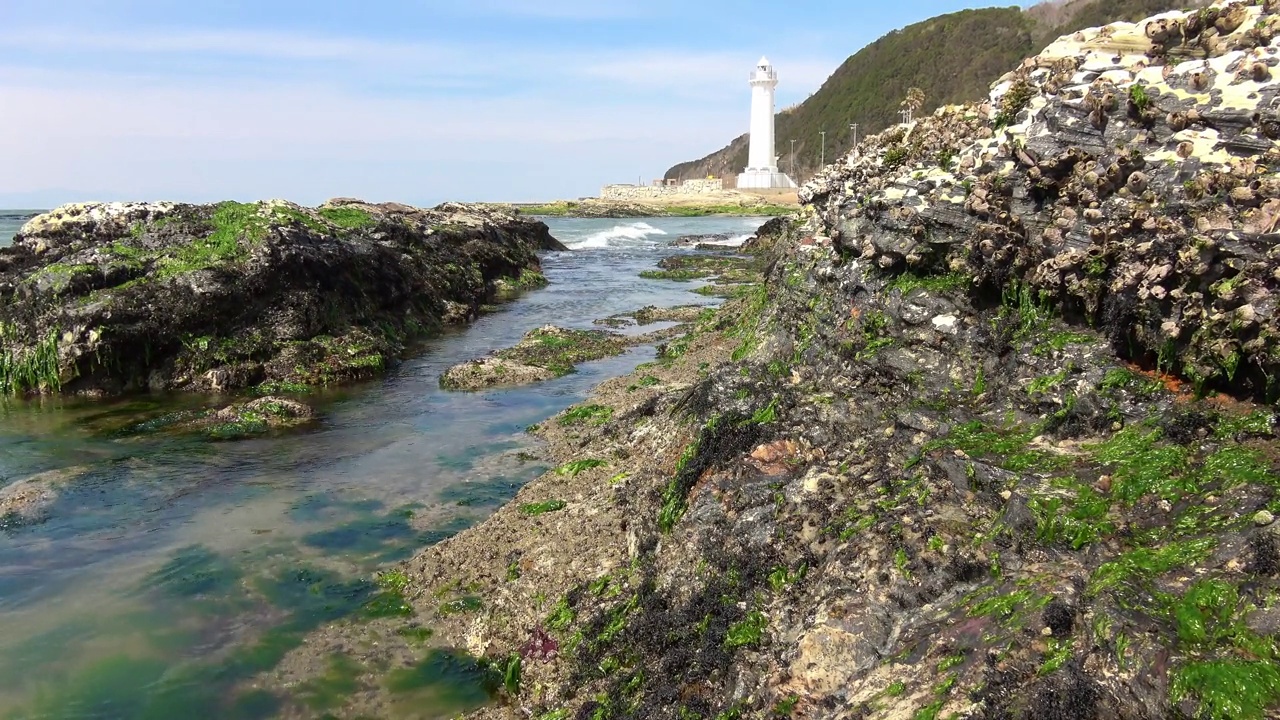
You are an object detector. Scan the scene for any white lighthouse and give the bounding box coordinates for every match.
[736,56,796,190]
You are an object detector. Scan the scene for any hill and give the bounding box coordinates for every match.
[665,0,1203,184]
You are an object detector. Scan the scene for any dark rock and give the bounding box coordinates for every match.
[1042,599,1075,637]
[0,199,562,397]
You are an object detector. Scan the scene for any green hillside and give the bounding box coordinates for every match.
[665,0,1201,184]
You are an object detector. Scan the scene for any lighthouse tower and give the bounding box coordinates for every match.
[736,56,796,190]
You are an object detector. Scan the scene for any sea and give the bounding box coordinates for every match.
[0,210,40,247]
[0,213,766,719]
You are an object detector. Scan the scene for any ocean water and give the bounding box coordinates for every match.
[0,214,767,719]
[0,210,41,247]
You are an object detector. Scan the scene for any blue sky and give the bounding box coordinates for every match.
[0,0,1014,207]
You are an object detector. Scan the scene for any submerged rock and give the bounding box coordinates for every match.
[0,199,566,398]
[0,465,89,529]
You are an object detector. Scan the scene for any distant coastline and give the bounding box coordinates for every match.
[495,191,800,219]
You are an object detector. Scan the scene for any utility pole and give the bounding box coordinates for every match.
[820,130,826,168]
[849,122,859,153]
[789,139,795,177]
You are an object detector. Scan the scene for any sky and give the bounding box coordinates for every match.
[0,0,1011,207]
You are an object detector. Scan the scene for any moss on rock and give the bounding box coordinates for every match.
[0,199,565,397]
[440,326,627,391]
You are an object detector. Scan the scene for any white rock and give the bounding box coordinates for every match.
[931,315,959,334]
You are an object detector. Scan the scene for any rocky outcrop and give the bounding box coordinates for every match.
[802,1,1280,399]
[0,199,565,397]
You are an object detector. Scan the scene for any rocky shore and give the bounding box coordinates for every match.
[249,3,1280,719]
[0,198,564,397]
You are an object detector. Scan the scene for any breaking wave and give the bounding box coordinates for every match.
[565,222,668,250]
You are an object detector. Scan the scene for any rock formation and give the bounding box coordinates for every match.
[0,198,565,397]
[802,1,1280,399]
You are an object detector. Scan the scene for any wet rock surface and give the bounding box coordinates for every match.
[169,395,316,440]
[596,304,712,329]
[440,326,630,391]
[257,3,1280,719]
[0,198,564,398]
[672,233,736,247]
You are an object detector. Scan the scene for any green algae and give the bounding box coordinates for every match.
[724,610,767,649]
[1172,660,1280,720]
[252,380,312,395]
[396,625,435,643]
[0,323,61,395]
[7,655,174,720]
[641,268,706,281]
[559,404,614,426]
[155,201,264,278]
[885,271,971,295]
[1035,330,1096,356]
[439,595,484,617]
[1038,637,1073,675]
[495,268,549,299]
[495,327,626,377]
[297,654,364,711]
[1087,427,1190,503]
[1089,537,1216,596]
[362,572,414,619]
[148,544,242,598]
[384,649,498,713]
[317,206,375,229]
[658,438,703,533]
[917,420,1066,474]
[1098,367,1164,397]
[546,596,576,631]
[1029,480,1114,549]
[556,458,607,477]
[520,499,567,516]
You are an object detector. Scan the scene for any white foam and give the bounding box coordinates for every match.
[565,222,668,250]
[698,233,754,248]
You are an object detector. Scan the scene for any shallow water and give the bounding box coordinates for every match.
[0,215,765,719]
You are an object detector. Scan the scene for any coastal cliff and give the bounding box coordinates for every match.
[0,199,564,397]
